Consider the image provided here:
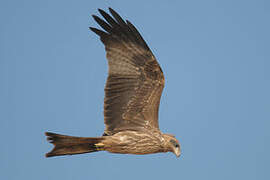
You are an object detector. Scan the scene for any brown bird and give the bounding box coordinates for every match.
[45,8,181,158]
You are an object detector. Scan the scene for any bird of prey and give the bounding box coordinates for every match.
[45,8,181,158]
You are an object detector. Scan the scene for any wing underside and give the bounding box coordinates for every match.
[90,8,165,135]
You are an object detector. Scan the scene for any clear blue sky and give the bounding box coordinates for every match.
[1,0,270,179]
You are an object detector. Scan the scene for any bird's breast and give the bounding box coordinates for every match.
[103,130,164,155]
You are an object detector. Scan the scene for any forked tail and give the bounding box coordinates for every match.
[45,132,104,157]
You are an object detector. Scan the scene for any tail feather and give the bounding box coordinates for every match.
[45,132,104,158]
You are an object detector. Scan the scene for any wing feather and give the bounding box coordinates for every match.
[98,9,118,27]
[109,8,127,27]
[90,8,164,135]
[92,15,112,33]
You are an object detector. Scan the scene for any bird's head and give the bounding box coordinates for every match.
[163,134,181,157]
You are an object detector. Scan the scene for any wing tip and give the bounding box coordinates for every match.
[89,27,108,38]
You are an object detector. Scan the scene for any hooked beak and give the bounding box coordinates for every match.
[174,148,181,157]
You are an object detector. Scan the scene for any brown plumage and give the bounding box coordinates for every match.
[45,8,181,158]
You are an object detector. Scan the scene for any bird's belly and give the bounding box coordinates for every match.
[104,131,163,155]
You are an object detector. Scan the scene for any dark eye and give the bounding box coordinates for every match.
[170,139,179,148]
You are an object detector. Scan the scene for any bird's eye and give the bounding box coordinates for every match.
[170,139,179,148]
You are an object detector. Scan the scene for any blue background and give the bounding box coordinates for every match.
[1,0,269,179]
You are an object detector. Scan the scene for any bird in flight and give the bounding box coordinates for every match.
[45,8,181,158]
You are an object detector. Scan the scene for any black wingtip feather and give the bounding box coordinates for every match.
[98,8,118,27]
[89,27,108,37]
[108,7,126,26]
[126,20,150,50]
[92,15,112,33]
[91,8,151,51]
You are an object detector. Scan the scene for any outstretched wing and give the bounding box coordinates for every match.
[90,8,164,135]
